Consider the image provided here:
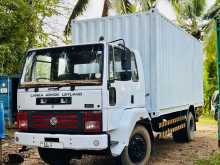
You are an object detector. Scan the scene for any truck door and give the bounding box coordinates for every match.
[108,46,129,108]
[107,45,144,130]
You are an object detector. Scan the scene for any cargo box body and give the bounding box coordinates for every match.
[71,9,203,118]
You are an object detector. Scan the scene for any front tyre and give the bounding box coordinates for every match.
[116,125,151,165]
[38,148,71,165]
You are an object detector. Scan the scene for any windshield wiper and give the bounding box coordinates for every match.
[58,80,101,84]
[20,80,101,90]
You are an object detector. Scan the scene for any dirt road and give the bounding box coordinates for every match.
[2,122,218,165]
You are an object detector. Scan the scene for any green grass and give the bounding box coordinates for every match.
[198,115,217,125]
[196,152,220,165]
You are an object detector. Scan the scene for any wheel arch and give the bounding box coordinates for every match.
[136,119,154,142]
[109,108,151,157]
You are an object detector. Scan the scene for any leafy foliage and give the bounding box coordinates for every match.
[203,20,218,113]
[0,0,58,75]
[202,0,220,114]
[171,0,206,39]
[133,0,156,11]
[64,0,89,36]
[204,0,220,20]
[114,0,136,15]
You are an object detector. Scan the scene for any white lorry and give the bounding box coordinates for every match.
[15,9,203,165]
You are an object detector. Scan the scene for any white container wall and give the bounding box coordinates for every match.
[154,12,203,116]
[72,9,203,117]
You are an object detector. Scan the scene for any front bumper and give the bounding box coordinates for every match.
[15,132,108,150]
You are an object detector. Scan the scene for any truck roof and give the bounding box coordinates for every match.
[28,42,106,52]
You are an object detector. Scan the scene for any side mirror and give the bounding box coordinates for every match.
[109,87,116,106]
[121,51,131,70]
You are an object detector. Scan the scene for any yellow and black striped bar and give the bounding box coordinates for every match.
[159,116,186,129]
[159,123,186,138]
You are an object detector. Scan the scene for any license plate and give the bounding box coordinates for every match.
[40,141,64,149]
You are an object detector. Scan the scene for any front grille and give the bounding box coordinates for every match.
[29,111,83,134]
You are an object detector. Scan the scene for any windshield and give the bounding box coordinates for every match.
[21,44,104,86]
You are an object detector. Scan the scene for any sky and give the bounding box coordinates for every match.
[44,0,216,45]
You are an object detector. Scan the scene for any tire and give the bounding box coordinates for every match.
[173,112,196,142]
[38,148,72,165]
[115,125,151,165]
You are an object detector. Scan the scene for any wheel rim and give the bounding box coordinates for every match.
[128,133,147,163]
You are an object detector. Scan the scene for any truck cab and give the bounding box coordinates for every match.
[15,41,150,164]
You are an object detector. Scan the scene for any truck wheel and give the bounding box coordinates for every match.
[38,148,71,165]
[116,125,151,165]
[173,112,195,142]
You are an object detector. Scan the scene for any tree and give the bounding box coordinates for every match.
[204,0,220,20]
[132,0,157,12]
[170,0,206,39]
[203,20,218,113]
[0,0,58,75]
[202,0,220,113]
[64,0,156,36]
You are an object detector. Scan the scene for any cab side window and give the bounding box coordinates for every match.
[109,46,132,81]
[108,46,114,81]
[114,47,126,81]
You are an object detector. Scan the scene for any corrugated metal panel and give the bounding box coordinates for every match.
[155,13,203,111]
[71,10,203,116]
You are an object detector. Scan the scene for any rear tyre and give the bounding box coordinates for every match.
[115,125,151,165]
[173,112,196,142]
[38,148,72,165]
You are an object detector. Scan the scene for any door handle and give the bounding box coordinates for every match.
[131,95,134,104]
[109,87,116,106]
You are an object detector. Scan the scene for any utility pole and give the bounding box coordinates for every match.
[216,20,220,147]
